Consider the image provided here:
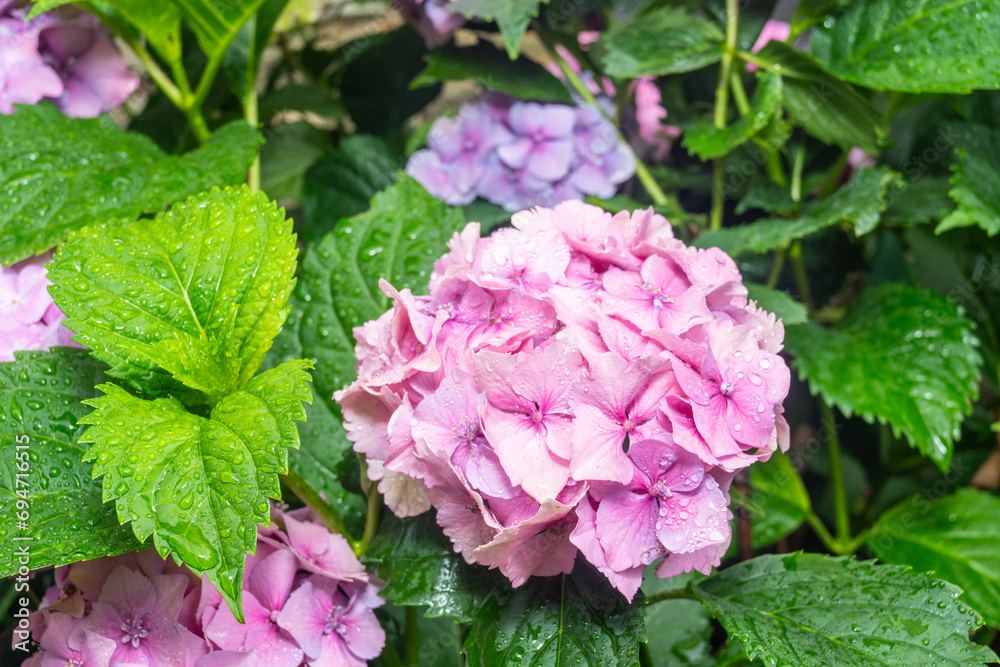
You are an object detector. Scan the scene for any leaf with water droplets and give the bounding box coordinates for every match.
[0,348,140,576]
[79,358,313,620]
[869,488,1000,628]
[811,0,1000,94]
[49,186,298,405]
[597,6,724,77]
[0,105,261,266]
[784,283,981,471]
[936,123,1000,236]
[465,557,646,667]
[695,553,997,667]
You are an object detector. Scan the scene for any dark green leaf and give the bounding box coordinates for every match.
[0,349,140,575]
[697,167,901,256]
[868,488,1000,628]
[301,134,400,245]
[259,121,327,202]
[756,41,883,153]
[784,283,981,470]
[883,177,954,225]
[465,558,645,666]
[259,83,346,120]
[598,8,724,78]
[642,571,713,667]
[683,72,782,160]
[811,0,1000,94]
[745,284,808,326]
[49,187,298,404]
[448,0,549,59]
[80,359,312,619]
[169,0,268,59]
[0,106,261,266]
[413,42,573,104]
[937,124,1000,236]
[223,0,290,101]
[736,180,798,215]
[695,553,997,667]
[367,512,501,622]
[747,451,810,548]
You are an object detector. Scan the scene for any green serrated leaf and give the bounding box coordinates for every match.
[756,41,883,153]
[49,186,298,404]
[683,72,782,160]
[869,488,1000,628]
[598,7,724,78]
[0,349,140,575]
[80,358,312,619]
[367,512,502,622]
[748,451,810,548]
[811,0,1000,94]
[465,558,645,667]
[413,42,573,104]
[937,124,1000,236]
[0,107,261,266]
[697,167,901,256]
[169,0,268,59]
[695,553,997,667]
[448,0,549,59]
[784,283,981,470]
[745,283,808,325]
[259,121,327,203]
[301,134,401,245]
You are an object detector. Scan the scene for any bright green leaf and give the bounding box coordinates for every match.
[745,283,808,325]
[683,72,783,160]
[0,106,261,266]
[784,283,981,470]
[598,7,724,78]
[223,0,290,100]
[413,42,573,104]
[869,488,1000,628]
[169,0,268,59]
[697,167,901,256]
[811,0,1000,94]
[80,358,312,618]
[0,349,140,575]
[748,451,810,548]
[367,513,502,622]
[757,41,883,153]
[937,124,1000,236]
[448,0,549,59]
[49,187,298,404]
[695,553,997,667]
[465,559,646,666]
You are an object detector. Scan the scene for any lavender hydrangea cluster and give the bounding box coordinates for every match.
[336,201,790,599]
[23,506,385,667]
[406,95,635,212]
[0,3,138,117]
[0,253,80,362]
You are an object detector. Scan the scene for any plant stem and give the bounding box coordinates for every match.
[804,511,841,554]
[282,468,352,540]
[765,247,786,288]
[710,160,726,231]
[789,240,814,313]
[645,587,699,604]
[244,13,261,193]
[0,583,17,620]
[822,400,852,548]
[119,35,185,109]
[352,486,382,556]
[790,143,806,203]
[709,0,740,231]
[404,606,420,666]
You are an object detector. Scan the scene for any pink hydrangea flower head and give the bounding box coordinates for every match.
[631,77,681,160]
[0,12,64,114]
[37,612,116,667]
[0,252,81,361]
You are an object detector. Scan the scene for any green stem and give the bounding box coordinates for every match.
[735,50,773,70]
[822,401,852,548]
[352,487,382,556]
[244,14,261,193]
[119,35,185,109]
[730,71,750,114]
[0,583,18,620]
[709,0,739,232]
[765,248,786,288]
[404,606,420,666]
[804,511,842,555]
[639,642,655,667]
[282,469,352,541]
[645,587,699,604]
[789,240,814,313]
[710,160,725,231]
[790,143,806,203]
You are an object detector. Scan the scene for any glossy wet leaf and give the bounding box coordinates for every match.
[413,42,573,104]
[80,359,312,619]
[683,72,782,160]
[695,553,997,667]
[869,488,1000,628]
[0,349,139,576]
[784,283,981,471]
[936,124,1000,236]
[745,283,808,326]
[697,167,900,256]
[448,0,549,59]
[169,0,269,59]
[367,512,502,622]
[49,187,298,404]
[748,451,810,548]
[811,0,1000,94]
[598,7,724,77]
[465,558,646,666]
[0,106,261,266]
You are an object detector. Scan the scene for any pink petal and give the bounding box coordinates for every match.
[480,402,569,500]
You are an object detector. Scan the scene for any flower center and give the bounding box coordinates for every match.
[530,408,544,424]
[323,606,348,638]
[642,283,674,309]
[652,479,673,499]
[120,617,149,649]
[452,415,479,443]
[719,381,734,396]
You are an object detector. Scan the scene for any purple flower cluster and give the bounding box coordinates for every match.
[393,0,464,47]
[0,253,80,362]
[336,201,790,600]
[0,4,138,117]
[407,95,635,211]
[23,506,385,667]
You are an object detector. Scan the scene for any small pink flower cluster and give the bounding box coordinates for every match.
[0,2,139,117]
[23,507,385,667]
[337,201,790,600]
[0,253,80,362]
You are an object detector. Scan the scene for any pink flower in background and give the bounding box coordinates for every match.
[632,77,681,160]
[748,19,791,71]
[0,253,81,361]
[0,11,64,114]
[337,199,790,599]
